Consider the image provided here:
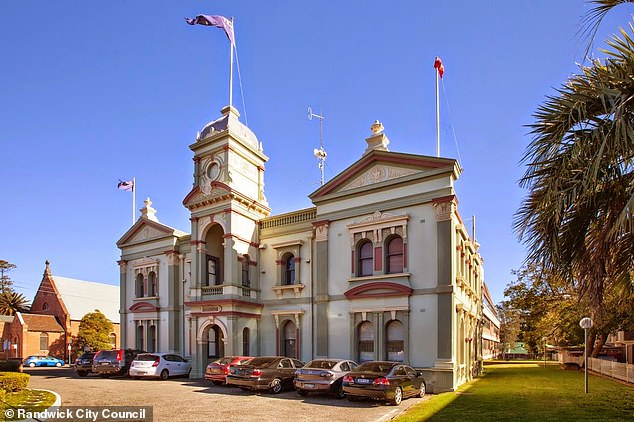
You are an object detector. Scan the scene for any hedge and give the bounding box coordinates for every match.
[0,372,30,393]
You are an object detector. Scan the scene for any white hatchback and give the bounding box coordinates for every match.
[129,353,191,380]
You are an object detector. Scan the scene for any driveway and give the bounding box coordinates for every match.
[24,367,427,422]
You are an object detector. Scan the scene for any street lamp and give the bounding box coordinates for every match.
[542,336,548,368]
[579,317,593,394]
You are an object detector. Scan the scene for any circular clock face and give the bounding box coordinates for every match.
[206,162,220,180]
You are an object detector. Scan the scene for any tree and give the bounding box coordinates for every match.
[496,303,522,360]
[516,13,634,321]
[0,290,30,315]
[0,260,17,293]
[76,310,113,352]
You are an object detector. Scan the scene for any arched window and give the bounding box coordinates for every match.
[242,255,250,288]
[109,333,117,349]
[148,271,156,297]
[208,325,224,359]
[282,320,296,358]
[284,254,295,285]
[386,320,405,362]
[39,333,48,350]
[148,325,156,353]
[207,256,221,286]
[136,325,144,350]
[42,302,49,311]
[135,274,144,298]
[358,321,374,362]
[357,240,373,277]
[242,327,250,356]
[386,236,404,274]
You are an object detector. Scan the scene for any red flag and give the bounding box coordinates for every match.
[434,56,444,79]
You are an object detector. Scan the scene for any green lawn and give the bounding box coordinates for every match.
[396,363,634,421]
[0,389,57,419]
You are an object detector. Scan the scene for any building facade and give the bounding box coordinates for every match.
[117,106,486,392]
[481,283,500,360]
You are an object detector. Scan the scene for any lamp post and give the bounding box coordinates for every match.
[579,317,593,394]
[542,336,548,369]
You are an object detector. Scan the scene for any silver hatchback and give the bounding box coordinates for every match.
[294,359,358,398]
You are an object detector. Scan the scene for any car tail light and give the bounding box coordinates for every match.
[117,350,123,362]
[152,358,160,367]
[373,377,390,386]
[224,366,230,375]
[251,369,262,377]
[343,375,353,383]
[320,371,334,378]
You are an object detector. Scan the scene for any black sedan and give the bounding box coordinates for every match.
[226,356,305,394]
[342,361,426,405]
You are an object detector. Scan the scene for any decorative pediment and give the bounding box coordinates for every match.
[182,181,232,210]
[129,301,160,313]
[117,218,185,247]
[344,282,413,300]
[310,150,459,201]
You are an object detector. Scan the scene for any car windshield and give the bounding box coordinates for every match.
[213,357,235,365]
[355,362,393,373]
[96,351,118,360]
[306,360,337,369]
[135,354,159,361]
[79,353,95,359]
[246,357,277,367]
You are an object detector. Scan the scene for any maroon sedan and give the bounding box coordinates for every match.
[205,356,252,385]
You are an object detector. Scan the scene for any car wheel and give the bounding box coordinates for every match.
[297,389,308,397]
[270,378,282,394]
[28,362,36,367]
[160,369,169,380]
[390,387,403,406]
[77,371,87,377]
[55,362,62,367]
[417,382,426,398]
[212,380,224,386]
[334,385,346,399]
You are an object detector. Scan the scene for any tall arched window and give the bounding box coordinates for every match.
[386,320,405,362]
[242,255,250,288]
[282,320,296,358]
[135,274,144,298]
[386,236,404,274]
[357,240,373,277]
[136,325,144,350]
[242,327,250,356]
[39,333,48,350]
[109,333,117,349]
[148,271,156,297]
[148,325,156,353]
[284,254,295,285]
[358,321,374,362]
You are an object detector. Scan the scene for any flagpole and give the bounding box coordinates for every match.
[435,68,440,157]
[229,17,234,108]
[132,177,136,225]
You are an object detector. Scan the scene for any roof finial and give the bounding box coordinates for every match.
[371,120,384,135]
[44,260,51,276]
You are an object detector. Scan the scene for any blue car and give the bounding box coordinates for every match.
[24,355,65,367]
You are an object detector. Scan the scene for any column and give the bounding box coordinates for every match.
[118,260,128,348]
[313,221,330,357]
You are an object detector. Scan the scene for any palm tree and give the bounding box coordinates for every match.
[0,290,30,316]
[515,19,634,318]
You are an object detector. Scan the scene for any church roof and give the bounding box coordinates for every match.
[50,276,120,324]
[20,313,64,332]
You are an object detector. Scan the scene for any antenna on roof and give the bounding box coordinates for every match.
[308,107,327,185]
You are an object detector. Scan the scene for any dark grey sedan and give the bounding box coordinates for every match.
[226,356,305,394]
[342,361,426,405]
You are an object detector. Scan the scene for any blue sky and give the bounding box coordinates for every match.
[1,1,631,305]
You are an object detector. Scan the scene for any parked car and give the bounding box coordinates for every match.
[294,358,358,398]
[74,351,96,377]
[24,355,65,367]
[226,356,305,393]
[92,349,144,377]
[342,361,426,405]
[129,353,191,380]
[205,356,252,385]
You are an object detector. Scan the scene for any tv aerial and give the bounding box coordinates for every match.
[308,107,327,186]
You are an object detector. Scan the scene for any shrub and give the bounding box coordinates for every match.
[0,372,29,393]
[0,360,23,372]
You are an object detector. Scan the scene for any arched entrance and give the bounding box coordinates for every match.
[203,324,225,364]
[281,320,296,358]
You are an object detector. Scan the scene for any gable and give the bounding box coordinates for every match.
[117,218,186,247]
[310,150,459,201]
[182,182,233,210]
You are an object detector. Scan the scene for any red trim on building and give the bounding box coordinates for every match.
[344,282,413,300]
[350,250,355,274]
[129,302,160,313]
[190,311,261,319]
[184,299,264,309]
[432,195,457,204]
[374,246,383,272]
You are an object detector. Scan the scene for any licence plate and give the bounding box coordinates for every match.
[356,378,371,384]
[304,383,315,389]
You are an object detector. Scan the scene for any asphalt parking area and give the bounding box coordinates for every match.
[24,367,427,422]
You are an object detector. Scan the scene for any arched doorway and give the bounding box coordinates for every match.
[281,320,296,358]
[358,321,374,362]
[204,324,225,363]
[386,320,404,362]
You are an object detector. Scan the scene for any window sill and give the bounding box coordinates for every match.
[348,273,410,283]
[133,296,159,301]
[272,284,305,299]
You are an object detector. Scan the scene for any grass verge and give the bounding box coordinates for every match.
[396,363,634,421]
[0,389,57,419]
